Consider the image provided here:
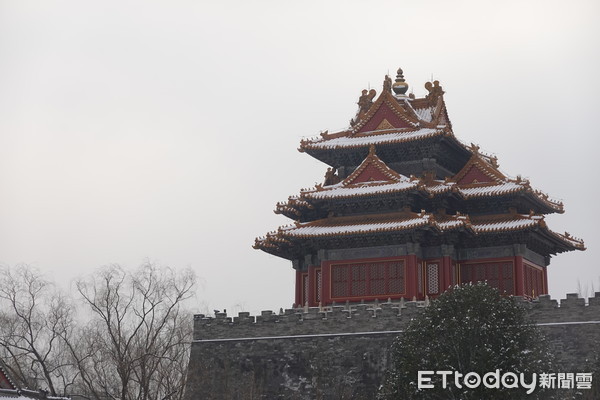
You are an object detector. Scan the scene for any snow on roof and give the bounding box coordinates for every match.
[0,393,30,400]
[556,232,586,249]
[280,213,549,238]
[304,181,418,199]
[278,177,560,218]
[412,106,434,122]
[302,179,558,206]
[284,216,430,237]
[471,218,537,233]
[435,219,466,230]
[291,198,311,207]
[456,181,563,211]
[459,182,524,197]
[256,210,584,254]
[0,389,68,400]
[425,182,455,194]
[304,128,444,150]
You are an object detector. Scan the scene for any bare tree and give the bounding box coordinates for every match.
[67,263,196,400]
[0,265,76,396]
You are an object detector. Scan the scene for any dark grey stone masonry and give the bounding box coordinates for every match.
[184,295,600,400]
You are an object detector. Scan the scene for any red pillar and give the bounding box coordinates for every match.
[542,266,549,295]
[514,256,524,296]
[322,261,332,305]
[406,255,418,300]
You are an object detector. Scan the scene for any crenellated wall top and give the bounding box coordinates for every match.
[192,293,600,341]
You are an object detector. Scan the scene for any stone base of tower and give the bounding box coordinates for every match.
[294,244,549,307]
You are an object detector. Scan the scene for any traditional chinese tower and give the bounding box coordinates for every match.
[254,68,585,306]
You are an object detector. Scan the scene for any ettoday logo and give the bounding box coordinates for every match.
[418,370,593,394]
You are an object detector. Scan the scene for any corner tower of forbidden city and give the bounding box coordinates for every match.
[253,68,585,307]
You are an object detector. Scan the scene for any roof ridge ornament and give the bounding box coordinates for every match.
[323,167,340,186]
[383,74,393,92]
[358,89,376,115]
[392,67,409,96]
[425,79,445,106]
[350,89,377,127]
[490,155,499,168]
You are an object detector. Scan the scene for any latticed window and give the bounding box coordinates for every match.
[388,262,405,294]
[330,260,406,299]
[537,268,543,296]
[315,269,322,303]
[351,264,367,296]
[524,264,543,298]
[370,263,386,295]
[302,273,309,305]
[460,262,514,294]
[332,266,349,298]
[427,263,439,294]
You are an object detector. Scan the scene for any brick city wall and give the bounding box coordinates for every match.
[184,294,600,400]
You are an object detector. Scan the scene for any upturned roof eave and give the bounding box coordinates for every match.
[254,210,584,260]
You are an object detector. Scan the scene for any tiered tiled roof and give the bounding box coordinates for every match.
[275,145,564,221]
[263,211,578,239]
[255,68,584,261]
[297,72,469,171]
[0,388,69,400]
[254,209,584,259]
[451,145,564,213]
[0,363,15,390]
[0,361,69,400]
[301,127,448,151]
[299,75,451,153]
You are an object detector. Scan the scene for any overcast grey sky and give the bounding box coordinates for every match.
[1,0,599,315]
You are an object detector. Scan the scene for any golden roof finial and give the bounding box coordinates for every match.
[392,67,409,95]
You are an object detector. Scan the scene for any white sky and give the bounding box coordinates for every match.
[1,0,599,315]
